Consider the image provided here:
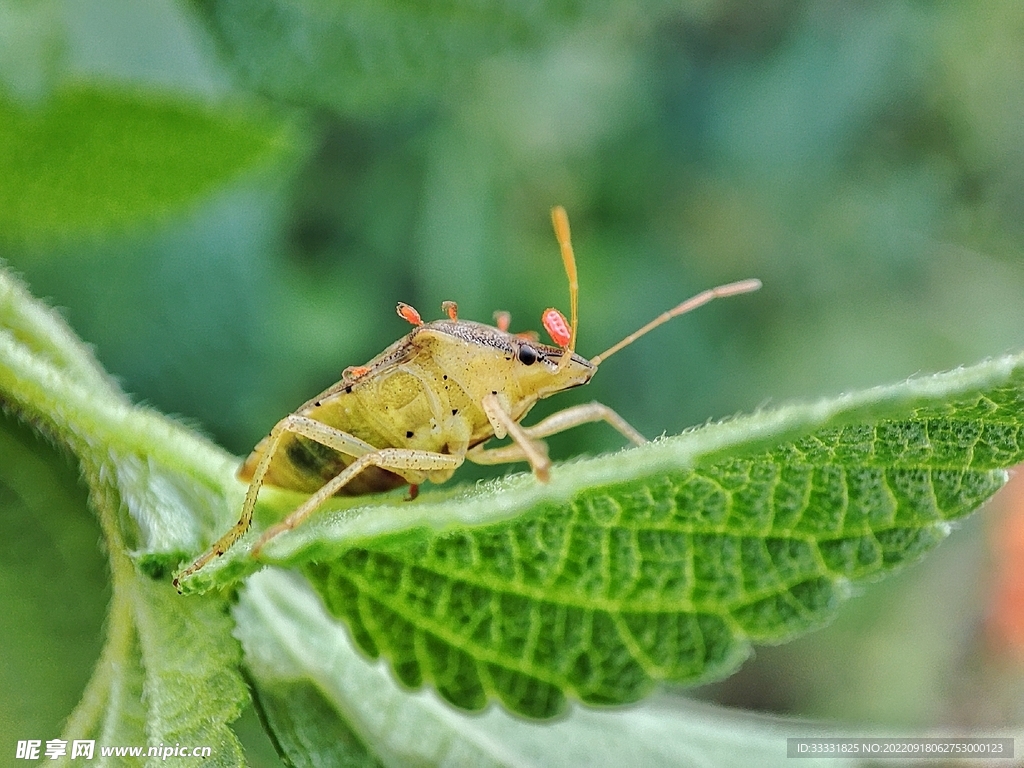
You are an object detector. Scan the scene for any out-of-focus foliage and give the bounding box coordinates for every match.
[3,0,1024,760]
[0,85,289,242]
[0,419,108,755]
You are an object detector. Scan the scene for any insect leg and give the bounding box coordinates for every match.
[467,402,646,475]
[519,402,647,446]
[466,441,546,467]
[173,415,378,588]
[479,392,551,481]
[251,448,462,556]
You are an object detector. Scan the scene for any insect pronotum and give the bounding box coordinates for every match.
[173,207,760,588]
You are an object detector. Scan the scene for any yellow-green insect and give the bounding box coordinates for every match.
[173,207,760,588]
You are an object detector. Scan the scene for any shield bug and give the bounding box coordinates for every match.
[173,207,760,588]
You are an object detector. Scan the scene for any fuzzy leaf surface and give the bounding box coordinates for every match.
[235,569,859,768]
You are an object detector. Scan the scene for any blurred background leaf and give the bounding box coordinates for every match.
[3,0,1024,756]
[0,85,292,242]
[0,418,108,753]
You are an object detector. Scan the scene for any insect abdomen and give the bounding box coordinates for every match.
[238,432,407,495]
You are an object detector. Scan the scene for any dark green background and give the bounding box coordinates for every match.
[3,0,1023,761]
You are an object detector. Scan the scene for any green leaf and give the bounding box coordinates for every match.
[44,460,249,767]
[235,568,864,768]
[0,85,291,243]
[92,601,149,756]
[183,354,1024,717]
[0,268,249,765]
[0,0,63,117]
[0,418,108,750]
[0,269,238,560]
[0,257,120,395]
[196,0,643,116]
[247,678,382,768]
[48,454,249,767]
[131,579,248,766]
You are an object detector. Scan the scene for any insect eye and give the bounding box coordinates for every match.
[517,345,539,365]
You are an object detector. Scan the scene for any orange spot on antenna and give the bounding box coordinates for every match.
[397,302,422,326]
[542,308,571,348]
[442,301,458,320]
[493,311,511,332]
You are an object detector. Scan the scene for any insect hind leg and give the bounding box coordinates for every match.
[173,414,380,589]
[251,448,462,556]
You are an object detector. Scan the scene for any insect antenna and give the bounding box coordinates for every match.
[543,206,761,368]
[590,278,762,366]
[548,205,579,370]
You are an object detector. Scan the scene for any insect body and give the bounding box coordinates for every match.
[173,208,760,588]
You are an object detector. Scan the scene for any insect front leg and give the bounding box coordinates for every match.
[467,401,646,476]
[173,414,379,588]
[519,401,647,446]
[251,448,462,556]
[466,441,548,468]
[478,392,551,481]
